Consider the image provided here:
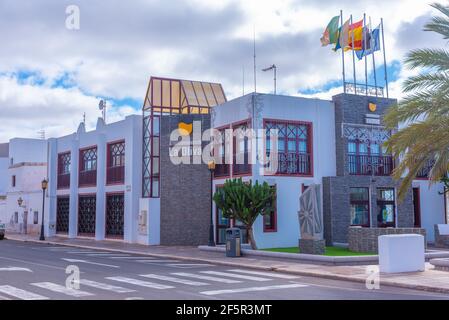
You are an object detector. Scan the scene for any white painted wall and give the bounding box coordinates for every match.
[412,180,446,242]
[212,93,336,249]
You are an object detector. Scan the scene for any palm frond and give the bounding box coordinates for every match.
[404,48,449,71]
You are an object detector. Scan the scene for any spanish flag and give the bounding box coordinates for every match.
[347,19,364,51]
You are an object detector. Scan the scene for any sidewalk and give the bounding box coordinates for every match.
[5,233,449,295]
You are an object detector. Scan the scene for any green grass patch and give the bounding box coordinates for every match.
[261,246,375,256]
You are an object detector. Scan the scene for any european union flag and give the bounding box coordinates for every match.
[356,25,380,60]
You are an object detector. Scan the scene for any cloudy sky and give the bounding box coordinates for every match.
[0,0,446,141]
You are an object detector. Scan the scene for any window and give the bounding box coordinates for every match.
[57,152,71,189]
[11,175,16,187]
[232,121,251,175]
[350,188,370,227]
[377,188,395,227]
[107,141,125,184]
[33,211,39,224]
[265,120,312,175]
[79,147,97,187]
[214,128,230,177]
[263,185,277,232]
[142,115,160,198]
[347,140,393,176]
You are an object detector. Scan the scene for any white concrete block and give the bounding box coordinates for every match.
[378,234,425,273]
[437,224,449,236]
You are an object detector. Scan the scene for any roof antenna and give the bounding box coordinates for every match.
[253,25,257,93]
[242,65,245,96]
[83,112,86,125]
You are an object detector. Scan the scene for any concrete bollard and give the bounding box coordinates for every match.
[378,234,425,273]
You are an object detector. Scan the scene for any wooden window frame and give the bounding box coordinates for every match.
[349,187,370,227]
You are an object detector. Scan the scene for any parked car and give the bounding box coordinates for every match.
[0,223,5,240]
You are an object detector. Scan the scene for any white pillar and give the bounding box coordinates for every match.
[68,135,79,238]
[95,134,106,240]
[47,138,58,237]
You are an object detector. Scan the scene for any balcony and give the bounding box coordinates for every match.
[106,166,125,184]
[79,170,97,187]
[214,163,229,177]
[233,152,251,176]
[348,154,394,176]
[57,173,70,189]
[265,152,311,175]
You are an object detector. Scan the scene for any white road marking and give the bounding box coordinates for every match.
[79,279,136,293]
[200,283,308,296]
[106,276,174,289]
[0,267,32,272]
[0,256,68,271]
[171,272,242,284]
[227,269,300,279]
[31,282,93,297]
[62,258,120,268]
[135,259,177,263]
[200,271,272,282]
[69,251,111,254]
[108,256,154,260]
[140,274,208,286]
[0,285,49,300]
[165,263,214,268]
[85,253,130,257]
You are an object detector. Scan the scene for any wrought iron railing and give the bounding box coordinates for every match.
[344,82,384,97]
[233,152,251,175]
[348,154,394,176]
[57,173,70,189]
[79,170,97,187]
[276,152,311,175]
[106,166,125,184]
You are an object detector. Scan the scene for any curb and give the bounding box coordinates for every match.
[7,236,449,295]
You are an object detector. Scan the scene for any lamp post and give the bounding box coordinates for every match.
[207,161,216,247]
[40,179,48,241]
[262,64,277,95]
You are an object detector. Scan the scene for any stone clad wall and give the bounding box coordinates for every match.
[348,227,426,253]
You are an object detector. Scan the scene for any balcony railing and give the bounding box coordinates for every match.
[348,154,394,176]
[106,166,125,184]
[277,153,311,175]
[214,163,230,177]
[57,173,70,189]
[79,170,97,187]
[233,152,251,175]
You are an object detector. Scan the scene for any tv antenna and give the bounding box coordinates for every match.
[98,99,106,122]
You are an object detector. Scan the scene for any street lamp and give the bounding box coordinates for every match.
[262,64,277,95]
[40,179,48,241]
[207,161,216,247]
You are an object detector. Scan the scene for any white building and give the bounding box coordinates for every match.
[0,143,9,224]
[46,115,142,242]
[3,138,48,235]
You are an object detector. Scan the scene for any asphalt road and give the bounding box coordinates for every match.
[0,239,447,300]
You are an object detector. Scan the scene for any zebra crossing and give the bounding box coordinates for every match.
[0,268,305,300]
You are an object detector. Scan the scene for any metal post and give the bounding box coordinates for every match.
[369,17,378,97]
[350,15,356,94]
[364,13,368,96]
[274,65,277,95]
[381,18,389,98]
[40,187,45,241]
[208,167,215,247]
[340,10,346,93]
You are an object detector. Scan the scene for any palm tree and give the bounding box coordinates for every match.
[384,3,449,199]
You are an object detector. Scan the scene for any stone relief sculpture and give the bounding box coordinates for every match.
[298,183,325,254]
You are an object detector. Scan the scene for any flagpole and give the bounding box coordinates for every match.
[340,10,346,93]
[364,13,368,96]
[369,16,378,97]
[350,14,356,94]
[381,18,389,98]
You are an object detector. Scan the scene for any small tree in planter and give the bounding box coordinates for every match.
[213,178,275,250]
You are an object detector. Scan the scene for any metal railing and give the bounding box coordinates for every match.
[79,170,97,187]
[344,82,384,97]
[348,154,393,176]
[276,152,311,175]
[57,173,70,189]
[106,166,125,184]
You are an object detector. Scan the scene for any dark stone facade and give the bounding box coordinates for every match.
[159,114,211,246]
[323,93,416,246]
[299,239,325,255]
[348,227,426,253]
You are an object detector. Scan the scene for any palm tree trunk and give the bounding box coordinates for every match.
[247,227,257,250]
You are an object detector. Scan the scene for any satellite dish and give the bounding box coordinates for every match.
[99,99,105,110]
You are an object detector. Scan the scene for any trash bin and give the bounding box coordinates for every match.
[226,228,241,257]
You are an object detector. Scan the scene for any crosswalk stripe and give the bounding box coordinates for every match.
[69,251,111,254]
[80,279,136,293]
[108,256,154,260]
[227,269,300,279]
[200,271,271,282]
[106,276,174,289]
[165,263,214,268]
[31,282,94,297]
[200,284,308,296]
[0,285,49,300]
[135,259,177,263]
[140,274,208,286]
[171,272,242,284]
[85,253,130,257]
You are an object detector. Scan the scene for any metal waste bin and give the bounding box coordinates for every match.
[226,228,241,257]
